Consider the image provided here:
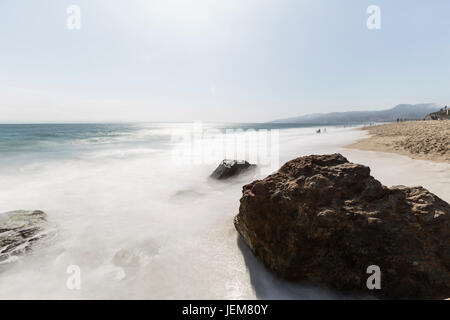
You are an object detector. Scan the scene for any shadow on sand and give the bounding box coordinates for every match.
[237,236,374,300]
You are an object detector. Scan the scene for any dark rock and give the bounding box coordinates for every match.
[234,153,450,299]
[210,160,256,180]
[0,210,50,263]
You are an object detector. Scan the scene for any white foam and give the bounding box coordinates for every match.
[0,125,447,299]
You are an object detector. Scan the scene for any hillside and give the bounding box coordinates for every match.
[271,103,440,124]
[425,107,449,120]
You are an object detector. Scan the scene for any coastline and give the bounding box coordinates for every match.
[345,121,449,164]
[1,123,449,299]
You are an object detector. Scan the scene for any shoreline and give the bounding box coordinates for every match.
[1,123,449,299]
[345,121,449,164]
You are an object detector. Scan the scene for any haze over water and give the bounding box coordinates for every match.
[1,123,372,299]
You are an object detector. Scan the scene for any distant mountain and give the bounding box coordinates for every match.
[270,103,440,124]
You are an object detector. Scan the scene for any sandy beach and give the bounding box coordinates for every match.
[347,121,449,163]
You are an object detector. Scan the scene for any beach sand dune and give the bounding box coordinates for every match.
[347,121,449,163]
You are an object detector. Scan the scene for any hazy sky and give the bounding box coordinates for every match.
[1,0,449,123]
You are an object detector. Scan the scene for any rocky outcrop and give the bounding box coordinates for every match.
[210,160,256,180]
[234,154,450,299]
[0,210,50,263]
[425,106,449,120]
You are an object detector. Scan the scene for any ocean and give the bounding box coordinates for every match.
[0,123,367,299]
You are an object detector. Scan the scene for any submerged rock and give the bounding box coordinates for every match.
[210,160,256,180]
[0,210,50,263]
[170,189,204,204]
[234,153,450,299]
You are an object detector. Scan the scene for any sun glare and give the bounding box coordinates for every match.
[151,0,215,32]
[144,0,241,34]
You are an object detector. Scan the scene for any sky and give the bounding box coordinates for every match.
[0,0,449,123]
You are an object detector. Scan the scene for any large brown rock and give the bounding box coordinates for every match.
[234,154,450,299]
